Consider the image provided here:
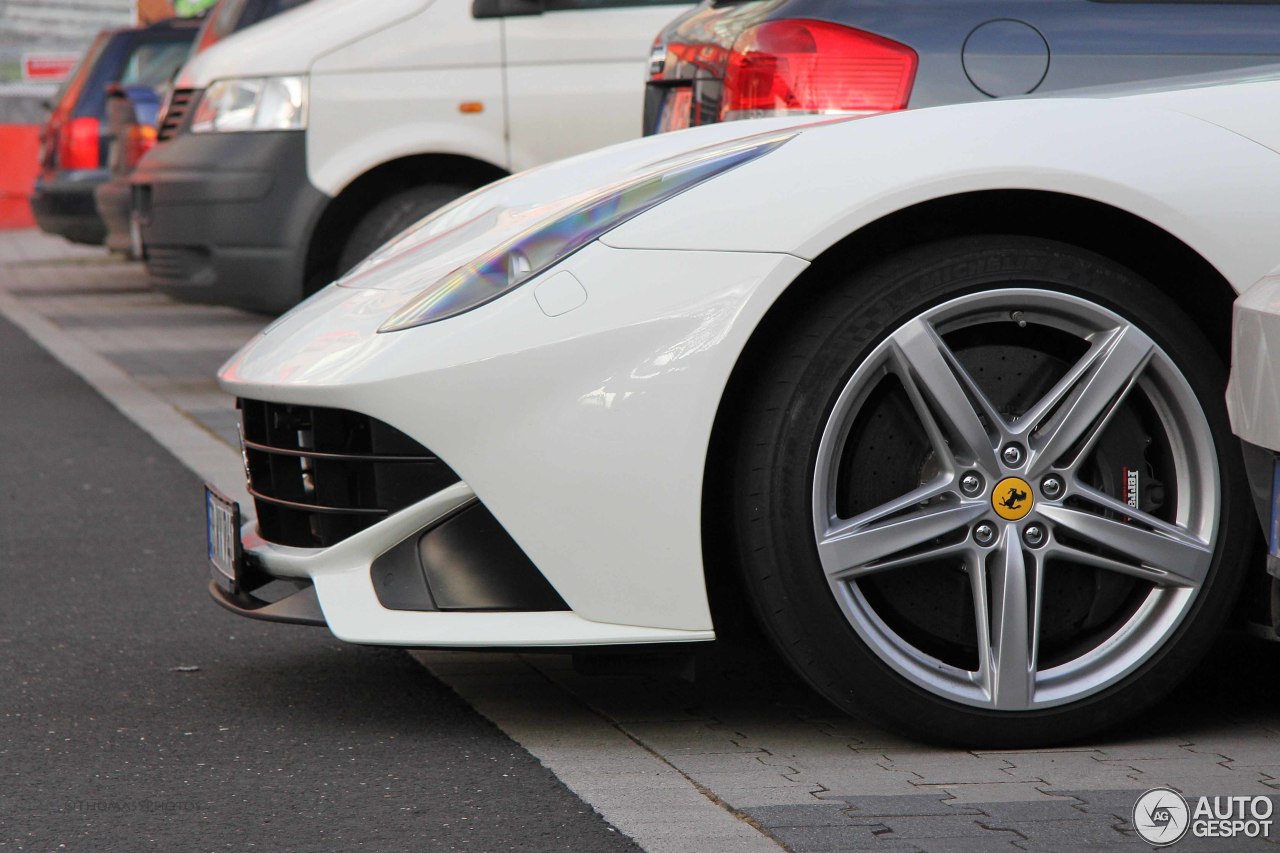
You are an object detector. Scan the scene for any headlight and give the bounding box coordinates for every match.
[378,132,793,332]
[190,76,307,133]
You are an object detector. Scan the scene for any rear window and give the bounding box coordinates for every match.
[119,40,192,91]
[76,33,195,120]
[51,31,111,118]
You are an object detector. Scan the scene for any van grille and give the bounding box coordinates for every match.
[157,88,197,141]
[239,399,460,548]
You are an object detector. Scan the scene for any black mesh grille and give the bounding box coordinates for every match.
[240,399,461,548]
[157,88,196,141]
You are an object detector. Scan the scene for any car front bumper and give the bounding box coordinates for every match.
[215,241,808,646]
[131,129,328,313]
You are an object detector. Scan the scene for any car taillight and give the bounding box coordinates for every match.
[720,19,917,121]
[56,116,100,170]
[124,124,157,169]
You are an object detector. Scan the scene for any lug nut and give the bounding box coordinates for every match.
[973,523,996,546]
[960,472,983,497]
[1023,524,1046,548]
[1001,443,1025,467]
[1040,476,1064,500]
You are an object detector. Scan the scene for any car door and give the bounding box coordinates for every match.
[495,0,694,171]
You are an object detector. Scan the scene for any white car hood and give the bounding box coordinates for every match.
[177,0,430,87]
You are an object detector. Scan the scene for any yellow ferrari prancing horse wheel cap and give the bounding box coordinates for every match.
[992,477,1034,520]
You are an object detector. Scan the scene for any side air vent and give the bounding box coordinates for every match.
[239,399,460,548]
[157,88,196,141]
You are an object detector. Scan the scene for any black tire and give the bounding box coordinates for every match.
[727,235,1252,747]
[336,184,471,276]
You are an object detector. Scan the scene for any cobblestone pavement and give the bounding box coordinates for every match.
[6,229,1280,851]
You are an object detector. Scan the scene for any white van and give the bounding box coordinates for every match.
[131,0,688,312]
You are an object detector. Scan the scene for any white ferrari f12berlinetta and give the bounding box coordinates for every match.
[210,71,1280,746]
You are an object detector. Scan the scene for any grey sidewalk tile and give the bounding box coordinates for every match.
[765,823,916,852]
[54,308,266,329]
[1092,741,1200,761]
[1013,844,1148,852]
[934,782,1079,803]
[0,230,106,263]
[665,752,795,774]
[715,786,830,808]
[978,817,1132,846]
[1154,775,1280,797]
[982,749,1133,778]
[623,721,761,755]
[874,814,1024,839]
[899,836,1026,852]
[1125,757,1243,777]
[1052,788,1145,819]
[107,348,238,380]
[743,804,868,827]
[5,282,148,297]
[876,752,1016,785]
[965,799,1095,822]
[1196,746,1280,769]
[816,772,931,797]
[833,794,984,817]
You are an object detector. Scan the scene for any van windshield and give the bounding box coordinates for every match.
[195,0,312,53]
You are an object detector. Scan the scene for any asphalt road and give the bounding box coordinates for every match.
[0,314,638,851]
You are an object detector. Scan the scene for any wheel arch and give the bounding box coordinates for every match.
[303,153,508,293]
[700,188,1245,643]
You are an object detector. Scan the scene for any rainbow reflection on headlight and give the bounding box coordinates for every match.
[378,132,794,332]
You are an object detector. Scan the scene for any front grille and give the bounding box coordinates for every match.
[240,399,461,548]
[157,88,196,141]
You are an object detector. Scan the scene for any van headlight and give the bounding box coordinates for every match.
[190,76,307,133]
[379,132,793,332]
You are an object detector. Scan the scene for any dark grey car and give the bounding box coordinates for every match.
[645,0,1280,133]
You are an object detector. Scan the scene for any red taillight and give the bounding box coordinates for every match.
[721,19,917,121]
[124,124,157,169]
[56,116,100,170]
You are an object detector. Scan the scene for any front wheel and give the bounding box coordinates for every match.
[728,236,1251,747]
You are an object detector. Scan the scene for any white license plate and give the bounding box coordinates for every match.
[205,485,242,593]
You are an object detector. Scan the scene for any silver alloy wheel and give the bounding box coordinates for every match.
[811,288,1220,711]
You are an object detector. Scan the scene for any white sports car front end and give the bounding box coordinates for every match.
[213,76,1280,746]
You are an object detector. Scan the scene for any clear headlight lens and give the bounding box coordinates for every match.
[191,76,307,133]
[378,132,793,332]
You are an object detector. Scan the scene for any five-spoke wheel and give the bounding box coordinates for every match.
[730,237,1251,746]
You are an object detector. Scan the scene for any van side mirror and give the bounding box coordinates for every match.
[473,0,544,18]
